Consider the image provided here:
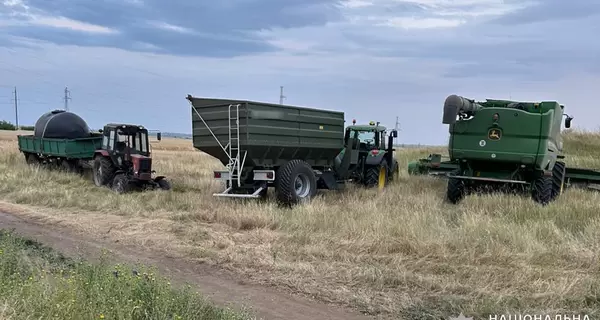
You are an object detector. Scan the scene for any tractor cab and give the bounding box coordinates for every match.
[99,124,155,158]
[344,120,396,154]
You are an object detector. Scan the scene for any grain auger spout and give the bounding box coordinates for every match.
[442,94,483,124]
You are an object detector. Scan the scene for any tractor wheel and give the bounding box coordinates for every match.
[389,160,400,182]
[531,175,553,205]
[446,171,466,204]
[111,174,130,194]
[274,159,317,205]
[550,161,566,200]
[93,156,115,187]
[156,178,172,191]
[364,160,389,190]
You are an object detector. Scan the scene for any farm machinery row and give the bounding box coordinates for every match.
[407,94,600,205]
[18,110,171,194]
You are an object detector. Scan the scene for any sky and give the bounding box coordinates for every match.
[0,0,599,145]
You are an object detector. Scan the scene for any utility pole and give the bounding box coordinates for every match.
[279,86,286,105]
[395,116,400,131]
[12,87,18,130]
[64,86,71,111]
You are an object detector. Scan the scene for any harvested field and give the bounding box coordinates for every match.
[1,129,600,318]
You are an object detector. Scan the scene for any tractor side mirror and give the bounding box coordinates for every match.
[565,116,573,128]
[391,130,398,138]
[156,132,161,141]
[98,129,103,133]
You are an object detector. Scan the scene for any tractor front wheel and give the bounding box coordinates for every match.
[156,178,172,191]
[364,160,389,190]
[93,156,115,187]
[275,159,317,205]
[389,161,400,182]
[111,174,130,194]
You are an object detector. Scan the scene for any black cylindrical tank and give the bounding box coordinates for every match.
[34,110,91,139]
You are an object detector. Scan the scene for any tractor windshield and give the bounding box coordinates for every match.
[115,129,149,155]
[356,131,375,144]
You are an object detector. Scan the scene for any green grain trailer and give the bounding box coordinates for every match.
[186,95,398,205]
[18,133,104,172]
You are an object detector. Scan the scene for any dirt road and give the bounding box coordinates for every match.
[0,211,374,320]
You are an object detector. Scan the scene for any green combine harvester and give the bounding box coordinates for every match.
[186,95,399,205]
[407,94,600,205]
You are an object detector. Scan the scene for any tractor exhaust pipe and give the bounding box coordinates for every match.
[442,94,483,124]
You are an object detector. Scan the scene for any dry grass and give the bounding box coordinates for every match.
[1,129,600,318]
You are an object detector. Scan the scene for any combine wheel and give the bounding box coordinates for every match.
[446,170,466,204]
[93,156,115,187]
[275,160,317,205]
[364,160,389,190]
[550,161,566,200]
[531,175,553,205]
[111,174,130,194]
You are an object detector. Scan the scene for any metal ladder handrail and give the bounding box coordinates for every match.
[187,100,236,164]
[228,104,247,188]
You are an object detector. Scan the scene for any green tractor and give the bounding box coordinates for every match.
[336,120,400,189]
[441,94,573,205]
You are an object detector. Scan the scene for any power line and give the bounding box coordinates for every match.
[64,86,71,111]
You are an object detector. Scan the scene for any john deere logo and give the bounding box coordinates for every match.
[488,128,502,140]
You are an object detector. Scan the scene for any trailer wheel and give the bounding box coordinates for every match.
[60,160,77,173]
[531,175,552,205]
[111,174,130,194]
[275,160,317,205]
[93,156,115,187]
[25,153,39,166]
[550,161,566,200]
[364,160,389,189]
[446,175,466,204]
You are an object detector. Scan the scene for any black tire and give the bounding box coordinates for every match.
[531,175,553,205]
[60,160,76,173]
[364,159,389,189]
[111,174,129,194]
[389,160,400,182]
[446,176,466,204]
[25,153,39,165]
[274,160,317,205]
[550,161,566,200]
[157,178,171,191]
[93,156,115,187]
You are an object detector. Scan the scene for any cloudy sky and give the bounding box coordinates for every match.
[0,0,598,145]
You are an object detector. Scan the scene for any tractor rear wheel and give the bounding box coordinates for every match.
[111,174,130,194]
[364,160,389,190]
[93,156,115,187]
[446,170,466,204]
[275,159,317,205]
[531,175,552,205]
[550,161,566,200]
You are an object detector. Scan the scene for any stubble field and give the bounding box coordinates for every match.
[1,129,600,318]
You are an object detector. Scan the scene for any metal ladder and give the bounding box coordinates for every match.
[227,104,246,189]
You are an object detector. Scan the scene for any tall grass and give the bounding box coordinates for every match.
[0,229,253,320]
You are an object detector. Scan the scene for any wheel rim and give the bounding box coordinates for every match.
[294,174,310,198]
[378,167,386,190]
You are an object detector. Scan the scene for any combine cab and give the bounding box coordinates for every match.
[92,123,171,193]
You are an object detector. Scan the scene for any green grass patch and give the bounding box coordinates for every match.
[0,229,255,320]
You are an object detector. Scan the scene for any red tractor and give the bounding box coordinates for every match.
[92,123,171,193]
